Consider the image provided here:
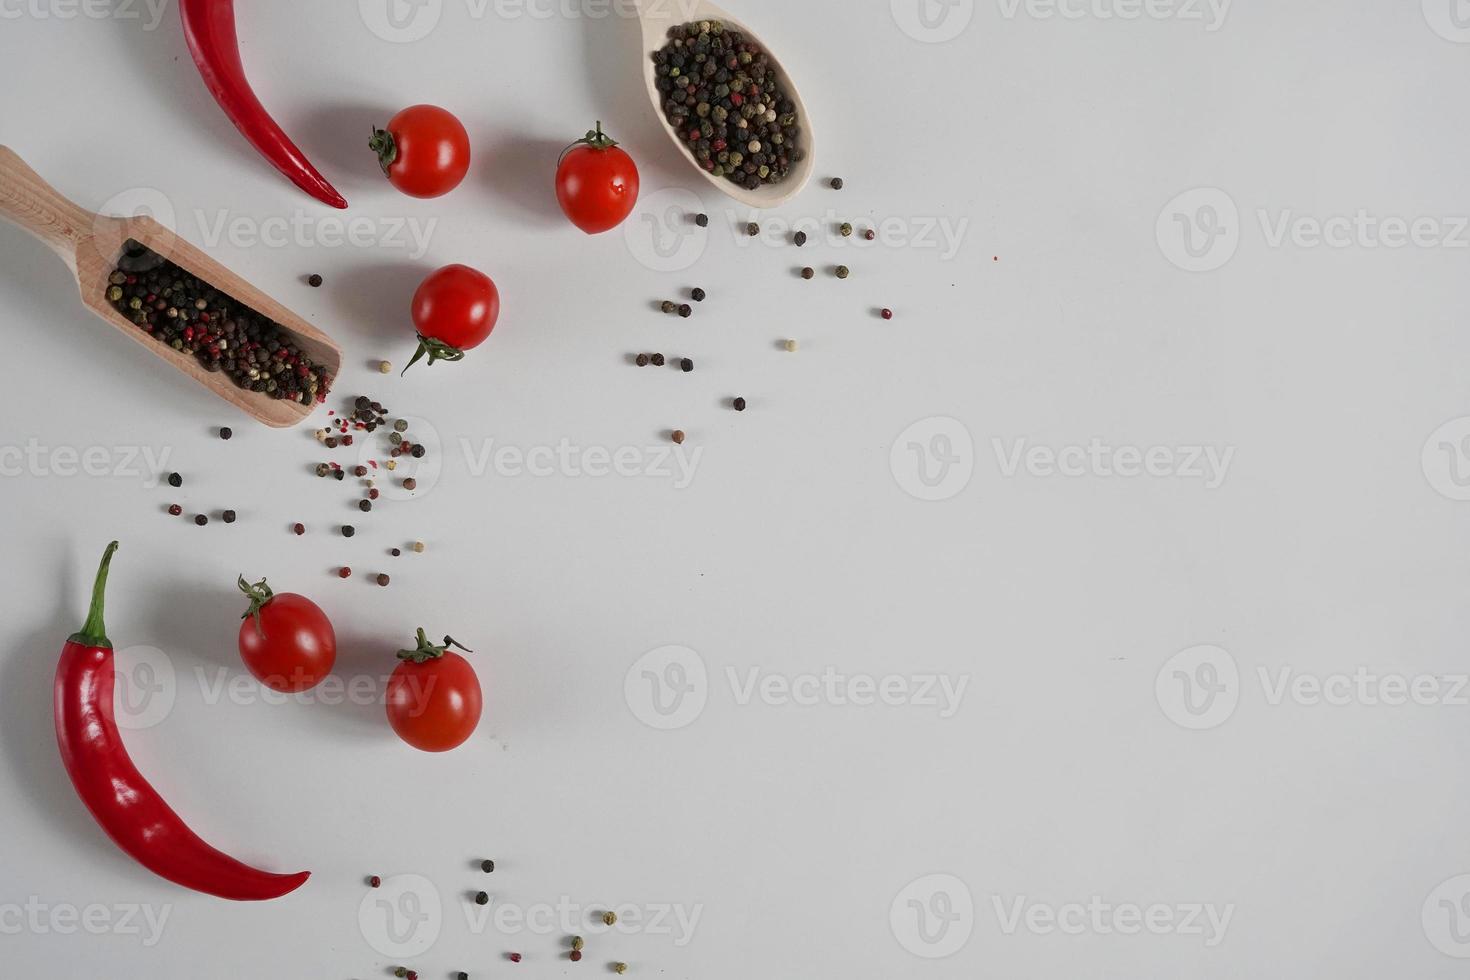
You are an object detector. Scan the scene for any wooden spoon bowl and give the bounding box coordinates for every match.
[633,0,815,209]
[0,146,340,428]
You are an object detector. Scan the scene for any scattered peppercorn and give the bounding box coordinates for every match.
[342,525,355,537]
[680,358,694,372]
[864,228,876,241]
[571,936,584,951]
[391,547,401,557]
[218,427,232,440]
[882,308,894,320]
[307,274,323,287]
[379,360,393,374]
[672,430,686,445]
[410,444,425,459]
[316,463,331,478]
[476,892,490,906]
[570,951,583,962]
[370,875,382,888]
[794,231,807,246]
[660,300,677,315]
[733,397,747,411]
[678,304,693,318]
[746,222,760,237]
[293,523,305,535]
[457,973,468,980]
[636,353,650,367]
[691,287,706,302]
[168,504,183,516]
[167,472,182,487]
[509,953,522,963]
[339,567,351,578]
[403,478,417,491]
[651,353,666,367]
[394,418,409,433]
[694,212,709,227]
[784,339,799,352]
[614,965,628,975]
[839,222,853,237]
[801,267,814,279]
[602,911,617,926]
[194,514,208,526]
[370,488,381,500]
[830,177,844,190]
[334,469,346,481]
[325,437,338,449]
[835,265,850,279]
[407,973,418,980]
[482,860,496,873]
[377,574,390,587]
[354,465,368,477]
[359,500,372,513]
[222,510,237,524]
[395,969,408,978]
[413,541,426,553]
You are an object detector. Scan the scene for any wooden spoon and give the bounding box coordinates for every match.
[0,146,341,428]
[632,0,815,209]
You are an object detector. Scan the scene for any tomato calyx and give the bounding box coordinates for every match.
[397,627,474,665]
[558,121,620,166]
[403,333,467,375]
[237,575,275,637]
[368,126,399,176]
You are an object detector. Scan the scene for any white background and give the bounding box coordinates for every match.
[3,0,1470,976]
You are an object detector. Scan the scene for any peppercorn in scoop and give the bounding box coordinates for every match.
[104,241,333,405]
[652,21,803,191]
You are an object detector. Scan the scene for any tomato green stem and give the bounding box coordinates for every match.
[369,126,398,176]
[237,575,275,638]
[402,334,467,375]
[71,541,119,649]
[397,628,473,664]
[558,121,620,166]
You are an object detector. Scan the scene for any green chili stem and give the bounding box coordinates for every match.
[71,541,119,649]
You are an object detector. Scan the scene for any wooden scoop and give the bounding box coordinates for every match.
[0,146,340,428]
[632,0,815,209]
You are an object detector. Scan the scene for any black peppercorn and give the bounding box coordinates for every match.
[342,525,355,538]
[836,265,850,279]
[391,548,402,557]
[222,510,237,524]
[651,353,666,367]
[482,859,495,873]
[167,472,182,488]
[359,500,372,513]
[691,287,706,302]
[678,304,693,318]
[680,358,694,373]
[794,231,807,246]
[308,274,323,287]
[376,574,390,587]
[733,397,747,411]
[475,892,490,906]
[636,353,650,367]
[746,222,760,236]
[219,427,232,440]
[801,267,814,279]
[830,177,844,190]
[410,444,425,459]
[695,213,709,227]
[194,514,208,526]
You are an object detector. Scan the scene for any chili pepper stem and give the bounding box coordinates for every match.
[71,541,120,649]
[402,335,467,375]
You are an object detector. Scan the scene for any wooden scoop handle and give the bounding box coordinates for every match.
[0,146,96,266]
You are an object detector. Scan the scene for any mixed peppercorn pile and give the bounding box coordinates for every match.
[653,21,802,191]
[105,241,333,405]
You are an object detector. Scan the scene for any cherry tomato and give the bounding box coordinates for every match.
[236,577,335,693]
[406,264,500,371]
[556,122,640,235]
[370,105,471,199]
[386,630,483,753]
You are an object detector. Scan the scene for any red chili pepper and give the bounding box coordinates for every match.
[54,542,311,901]
[180,0,347,210]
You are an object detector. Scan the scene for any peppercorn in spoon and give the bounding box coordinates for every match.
[0,146,341,427]
[633,0,816,208]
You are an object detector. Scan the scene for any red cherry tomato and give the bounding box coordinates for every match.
[406,264,500,371]
[370,105,471,199]
[386,631,482,753]
[556,122,640,235]
[236,577,335,693]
